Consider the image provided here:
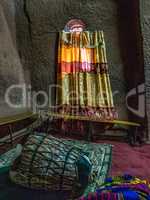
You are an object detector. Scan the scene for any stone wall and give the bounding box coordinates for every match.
[0,0,146,129]
[0,2,29,116]
[140,0,150,140]
[14,0,127,118]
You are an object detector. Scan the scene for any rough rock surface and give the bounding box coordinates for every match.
[15,0,127,118]
[0,0,136,119]
[0,3,28,116]
[140,0,150,140]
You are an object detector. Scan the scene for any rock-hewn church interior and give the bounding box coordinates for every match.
[0,0,150,199]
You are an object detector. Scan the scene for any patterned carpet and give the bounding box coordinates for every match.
[107,141,150,179]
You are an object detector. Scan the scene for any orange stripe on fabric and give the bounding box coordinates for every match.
[58,47,106,63]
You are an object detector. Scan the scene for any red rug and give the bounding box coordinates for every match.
[49,133,150,179]
[107,141,150,179]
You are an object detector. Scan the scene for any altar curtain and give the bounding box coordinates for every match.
[56,31,117,122]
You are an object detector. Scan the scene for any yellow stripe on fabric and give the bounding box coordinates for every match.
[56,30,116,118]
[97,74,106,106]
[99,31,107,63]
[57,73,114,108]
[61,30,104,47]
[106,73,114,107]
[59,31,106,63]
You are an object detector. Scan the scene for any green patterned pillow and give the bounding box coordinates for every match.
[10,132,112,197]
[65,139,112,196]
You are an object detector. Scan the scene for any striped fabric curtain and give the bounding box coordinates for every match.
[56,30,117,131]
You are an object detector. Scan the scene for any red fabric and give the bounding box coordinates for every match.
[57,62,108,73]
[107,141,150,179]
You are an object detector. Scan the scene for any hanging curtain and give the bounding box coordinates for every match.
[55,30,117,132]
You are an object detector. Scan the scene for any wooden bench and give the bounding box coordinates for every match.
[46,112,142,146]
[0,112,38,148]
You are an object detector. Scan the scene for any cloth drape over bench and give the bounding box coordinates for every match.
[56,30,117,132]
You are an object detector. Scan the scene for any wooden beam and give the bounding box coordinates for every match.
[0,112,38,126]
[47,112,140,127]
